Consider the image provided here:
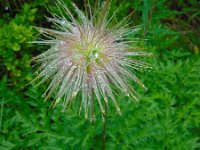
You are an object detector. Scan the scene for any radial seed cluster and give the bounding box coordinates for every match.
[32,1,149,121]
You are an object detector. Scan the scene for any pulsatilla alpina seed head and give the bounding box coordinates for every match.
[32,0,150,121]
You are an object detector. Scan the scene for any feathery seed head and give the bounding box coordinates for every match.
[32,0,150,121]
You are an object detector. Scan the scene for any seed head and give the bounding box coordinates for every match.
[32,1,150,121]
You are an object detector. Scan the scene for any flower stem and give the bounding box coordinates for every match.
[102,102,108,150]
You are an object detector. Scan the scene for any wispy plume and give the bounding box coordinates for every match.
[32,0,150,121]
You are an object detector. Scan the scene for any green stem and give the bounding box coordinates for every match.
[102,103,108,150]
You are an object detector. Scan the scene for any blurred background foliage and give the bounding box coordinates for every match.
[0,0,199,149]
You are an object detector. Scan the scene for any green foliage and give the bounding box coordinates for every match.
[0,3,37,89]
[0,0,199,149]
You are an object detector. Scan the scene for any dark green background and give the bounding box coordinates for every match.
[0,0,199,149]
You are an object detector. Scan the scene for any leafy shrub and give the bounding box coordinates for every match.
[0,3,37,89]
